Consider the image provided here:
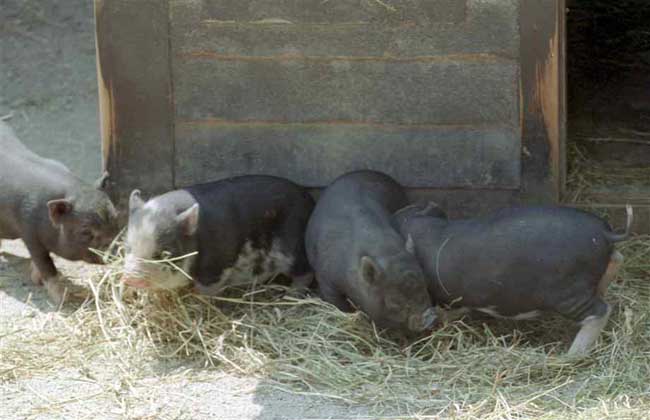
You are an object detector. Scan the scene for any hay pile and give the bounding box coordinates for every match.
[3,239,650,418]
[565,143,650,203]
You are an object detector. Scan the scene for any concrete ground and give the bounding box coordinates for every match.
[0,2,375,419]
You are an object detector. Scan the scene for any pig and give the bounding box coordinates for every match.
[0,121,120,304]
[305,170,436,333]
[398,203,633,356]
[122,175,315,294]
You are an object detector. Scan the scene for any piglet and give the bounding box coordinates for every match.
[398,203,632,356]
[0,121,119,304]
[123,175,315,294]
[305,170,436,333]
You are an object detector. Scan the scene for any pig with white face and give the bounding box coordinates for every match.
[398,204,632,356]
[305,170,436,333]
[123,175,315,293]
[0,122,119,304]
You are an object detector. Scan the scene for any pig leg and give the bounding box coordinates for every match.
[567,298,611,356]
[193,275,226,296]
[319,282,353,312]
[566,252,622,355]
[437,306,471,324]
[276,217,314,291]
[23,237,66,305]
[292,273,314,290]
[598,251,623,296]
[30,261,44,285]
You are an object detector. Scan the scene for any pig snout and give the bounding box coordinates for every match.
[121,255,152,288]
[82,251,103,265]
[409,307,437,332]
[122,276,151,288]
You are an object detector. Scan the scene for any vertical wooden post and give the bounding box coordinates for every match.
[519,0,566,205]
[95,0,175,215]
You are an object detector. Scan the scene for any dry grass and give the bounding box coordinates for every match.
[2,238,650,419]
[565,142,650,204]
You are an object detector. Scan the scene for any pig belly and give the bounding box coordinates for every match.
[212,239,295,293]
[439,258,607,321]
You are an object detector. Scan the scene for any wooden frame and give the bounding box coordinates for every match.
[95,0,175,213]
[519,0,566,205]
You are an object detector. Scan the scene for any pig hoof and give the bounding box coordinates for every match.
[567,304,611,357]
[30,262,44,285]
[291,273,314,291]
[44,278,67,306]
[436,306,470,324]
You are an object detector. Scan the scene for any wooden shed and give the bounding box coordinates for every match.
[95,0,566,217]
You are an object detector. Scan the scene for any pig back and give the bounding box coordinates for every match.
[323,170,409,214]
[0,122,81,234]
[305,170,409,289]
[428,207,614,313]
[0,122,78,194]
[183,176,314,282]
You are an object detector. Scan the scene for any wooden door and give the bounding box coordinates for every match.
[95,0,564,215]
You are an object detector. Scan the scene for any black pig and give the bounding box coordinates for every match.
[305,170,436,333]
[399,204,632,355]
[0,122,119,304]
[123,175,315,294]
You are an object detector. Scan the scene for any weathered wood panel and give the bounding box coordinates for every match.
[174,123,520,189]
[174,59,519,125]
[406,189,519,218]
[170,0,519,58]
[95,0,565,217]
[201,0,466,24]
[168,0,523,193]
[306,188,518,218]
[95,0,174,213]
[570,204,650,235]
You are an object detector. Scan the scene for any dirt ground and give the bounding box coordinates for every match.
[0,240,379,420]
[0,2,375,419]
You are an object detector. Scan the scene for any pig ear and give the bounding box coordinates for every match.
[95,171,110,190]
[360,256,381,285]
[405,235,415,255]
[176,204,199,236]
[129,189,145,212]
[47,199,74,226]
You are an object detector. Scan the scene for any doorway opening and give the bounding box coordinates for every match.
[565,0,650,205]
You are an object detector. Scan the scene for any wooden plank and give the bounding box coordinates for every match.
[95,0,174,213]
[174,123,520,189]
[574,186,650,206]
[200,0,466,25]
[307,188,518,218]
[170,0,519,58]
[174,59,519,125]
[519,0,565,205]
[406,189,519,218]
[568,204,650,235]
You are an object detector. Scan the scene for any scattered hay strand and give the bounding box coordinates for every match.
[3,238,650,418]
[565,141,650,204]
